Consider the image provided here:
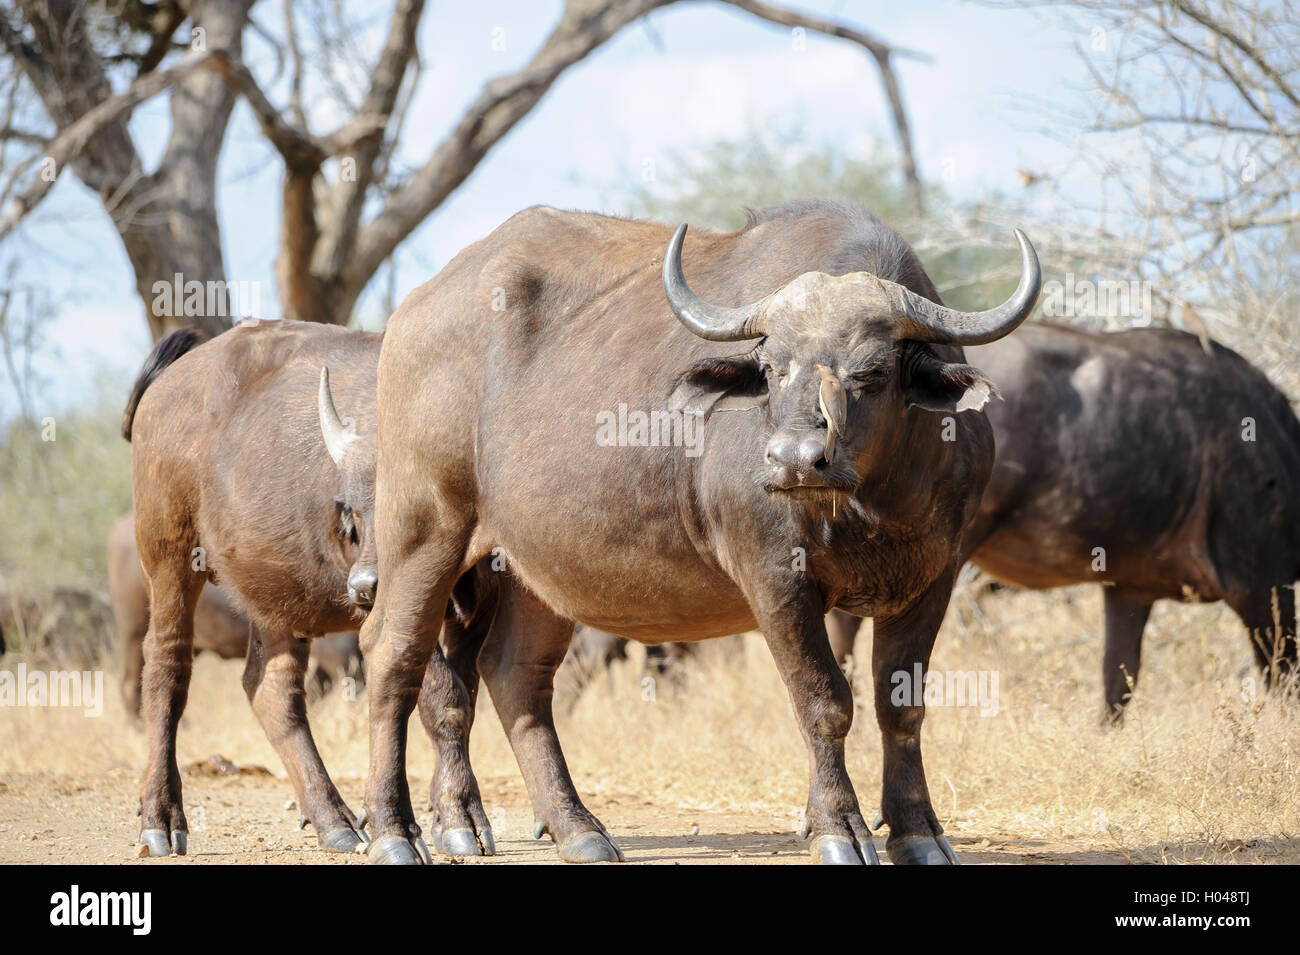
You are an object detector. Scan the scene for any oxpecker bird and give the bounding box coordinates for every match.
[814,363,846,464]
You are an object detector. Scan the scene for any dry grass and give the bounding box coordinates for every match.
[0,400,132,595]
[1,577,1295,863]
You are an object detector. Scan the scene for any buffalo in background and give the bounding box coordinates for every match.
[123,321,385,857]
[108,513,363,716]
[828,323,1300,720]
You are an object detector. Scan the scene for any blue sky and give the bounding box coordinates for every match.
[0,0,1093,421]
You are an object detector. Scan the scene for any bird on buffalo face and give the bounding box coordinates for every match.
[814,363,846,463]
[815,363,847,515]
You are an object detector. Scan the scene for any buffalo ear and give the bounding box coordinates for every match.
[668,352,767,416]
[903,346,1000,414]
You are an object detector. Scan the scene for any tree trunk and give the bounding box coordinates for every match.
[9,0,253,341]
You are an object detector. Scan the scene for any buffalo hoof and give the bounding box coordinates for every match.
[557,830,624,864]
[320,826,368,853]
[366,834,431,865]
[810,833,879,865]
[434,826,495,858]
[888,834,960,865]
[139,828,187,858]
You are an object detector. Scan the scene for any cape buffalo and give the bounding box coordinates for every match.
[565,626,696,687]
[124,319,386,857]
[108,513,364,715]
[827,323,1300,720]
[359,200,1040,865]
[0,586,112,663]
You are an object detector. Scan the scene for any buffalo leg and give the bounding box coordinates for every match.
[872,575,960,865]
[418,612,495,857]
[478,582,622,863]
[1101,588,1154,724]
[136,554,203,858]
[825,609,863,666]
[119,614,146,720]
[241,629,365,852]
[361,524,472,865]
[747,578,876,865]
[1231,582,1298,691]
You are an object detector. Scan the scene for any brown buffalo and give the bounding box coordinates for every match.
[123,319,386,857]
[827,322,1300,720]
[358,199,1040,865]
[108,513,363,715]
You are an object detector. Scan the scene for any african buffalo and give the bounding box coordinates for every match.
[564,626,696,689]
[359,199,1040,865]
[827,322,1300,720]
[123,319,385,857]
[108,513,364,715]
[0,586,112,663]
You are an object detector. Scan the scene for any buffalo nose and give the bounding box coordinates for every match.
[348,566,378,607]
[765,431,829,487]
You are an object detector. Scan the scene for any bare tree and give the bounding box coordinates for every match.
[0,259,49,424]
[1,0,929,338]
[984,0,1300,386]
[0,46,222,243]
[1,0,257,339]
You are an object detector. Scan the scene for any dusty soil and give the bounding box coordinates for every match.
[0,769,1164,865]
[2,588,1298,866]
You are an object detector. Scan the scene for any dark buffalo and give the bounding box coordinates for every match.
[123,319,386,857]
[0,586,112,664]
[564,626,696,692]
[359,199,1040,865]
[828,323,1300,719]
[108,513,364,715]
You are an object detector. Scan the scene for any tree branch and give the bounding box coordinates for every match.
[311,0,426,288]
[0,124,49,145]
[348,0,675,298]
[210,55,386,169]
[337,0,929,315]
[718,0,928,215]
[281,0,307,127]
[0,48,220,243]
[1174,0,1300,109]
[719,0,931,62]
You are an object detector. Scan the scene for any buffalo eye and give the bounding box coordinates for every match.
[846,359,894,394]
[848,367,892,394]
[760,360,788,387]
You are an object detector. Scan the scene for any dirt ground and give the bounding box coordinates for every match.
[2,585,1298,865]
[0,769,1159,865]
